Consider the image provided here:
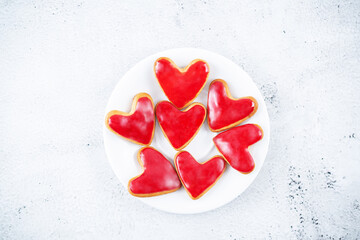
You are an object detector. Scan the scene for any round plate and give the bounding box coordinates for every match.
[103,48,270,214]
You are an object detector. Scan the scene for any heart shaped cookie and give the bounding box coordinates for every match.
[154,57,209,109]
[156,101,206,150]
[128,147,181,197]
[174,151,226,200]
[105,93,155,145]
[213,124,263,174]
[207,79,258,132]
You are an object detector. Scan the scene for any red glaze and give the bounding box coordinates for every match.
[106,94,154,145]
[129,147,181,196]
[213,124,263,174]
[156,101,206,150]
[207,79,257,132]
[154,58,209,109]
[175,151,226,200]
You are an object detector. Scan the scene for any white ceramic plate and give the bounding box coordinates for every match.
[103,48,270,214]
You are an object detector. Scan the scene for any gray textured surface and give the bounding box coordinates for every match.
[1,0,360,239]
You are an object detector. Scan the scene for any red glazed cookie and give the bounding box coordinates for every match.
[105,93,155,145]
[213,124,263,174]
[156,101,206,150]
[154,57,209,109]
[174,151,226,200]
[207,79,258,132]
[128,147,181,197]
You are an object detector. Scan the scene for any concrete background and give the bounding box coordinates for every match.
[1,0,359,239]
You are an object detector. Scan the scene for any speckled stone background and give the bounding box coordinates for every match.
[1,0,360,239]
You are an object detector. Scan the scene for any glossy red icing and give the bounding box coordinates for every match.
[175,151,226,199]
[129,147,181,196]
[154,58,209,109]
[208,80,257,131]
[213,124,263,173]
[156,101,206,150]
[107,95,154,145]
